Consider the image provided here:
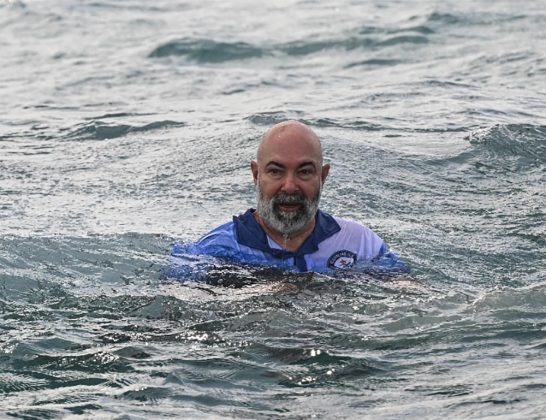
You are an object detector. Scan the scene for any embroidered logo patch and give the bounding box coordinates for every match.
[327,250,357,270]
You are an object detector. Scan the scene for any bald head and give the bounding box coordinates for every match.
[257,120,324,165]
[251,119,330,191]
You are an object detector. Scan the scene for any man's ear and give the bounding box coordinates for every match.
[321,164,330,184]
[251,160,259,184]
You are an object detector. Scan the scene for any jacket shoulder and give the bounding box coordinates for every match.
[195,221,239,250]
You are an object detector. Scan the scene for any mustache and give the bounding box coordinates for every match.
[271,192,306,206]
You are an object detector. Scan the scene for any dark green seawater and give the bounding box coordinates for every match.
[1,0,545,418]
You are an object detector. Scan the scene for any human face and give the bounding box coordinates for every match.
[256,182,321,237]
[251,123,329,236]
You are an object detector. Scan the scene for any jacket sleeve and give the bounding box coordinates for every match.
[162,222,241,281]
[355,242,410,275]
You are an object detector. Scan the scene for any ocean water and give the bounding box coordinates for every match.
[1,0,545,418]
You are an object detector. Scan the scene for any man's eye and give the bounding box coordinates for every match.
[299,169,313,176]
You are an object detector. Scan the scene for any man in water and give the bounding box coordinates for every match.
[172,120,407,274]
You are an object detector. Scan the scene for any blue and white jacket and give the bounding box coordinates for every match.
[169,209,408,276]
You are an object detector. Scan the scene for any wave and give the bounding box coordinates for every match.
[377,34,429,47]
[277,35,428,56]
[426,123,546,169]
[0,372,49,394]
[358,24,434,36]
[425,12,466,26]
[344,58,402,69]
[148,39,265,62]
[246,112,383,130]
[245,111,305,126]
[148,11,534,66]
[424,11,527,27]
[61,120,185,141]
[149,30,433,64]
[467,124,546,166]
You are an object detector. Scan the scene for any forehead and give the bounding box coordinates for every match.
[258,125,322,166]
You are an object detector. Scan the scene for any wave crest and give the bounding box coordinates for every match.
[63,120,185,141]
[467,124,546,166]
[149,38,265,63]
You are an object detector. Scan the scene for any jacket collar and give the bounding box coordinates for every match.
[234,208,340,257]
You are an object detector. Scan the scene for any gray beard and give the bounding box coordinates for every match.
[256,184,321,237]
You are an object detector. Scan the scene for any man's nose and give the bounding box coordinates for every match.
[281,173,299,193]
